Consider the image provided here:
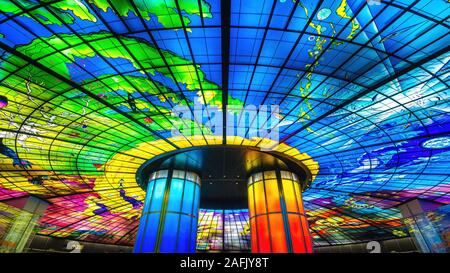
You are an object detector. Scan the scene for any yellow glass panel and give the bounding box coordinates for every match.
[264,180,281,213]
[248,184,255,217]
[253,181,266,215]
[293,182,304,213]
[282,179,298,213]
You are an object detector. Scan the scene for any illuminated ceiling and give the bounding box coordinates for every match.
[0,0,449,247]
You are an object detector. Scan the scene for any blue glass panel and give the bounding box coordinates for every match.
[167,178,184,212]
[150,179,166,212]
[140,213,161,253]
[159,213,179,253]
[177,215,193,253]
[193,185,201,214]
[191,215,199,253]
[133,214,146,252]
[182,181,195,214]
[143,181,155,212]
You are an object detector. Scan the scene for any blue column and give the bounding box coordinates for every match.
[134,169,201,253]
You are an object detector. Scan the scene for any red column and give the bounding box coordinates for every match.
[248,170,312,253]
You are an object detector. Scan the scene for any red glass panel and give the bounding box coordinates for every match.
[300,215,313,252]
[250,218,258,252]
[256,215,271,253]
[288,214,306,253]
[268,214,287,252]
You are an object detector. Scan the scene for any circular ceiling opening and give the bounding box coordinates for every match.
[136,145,312,209]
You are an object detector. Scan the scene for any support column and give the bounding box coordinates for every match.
[247,170,312,253]
[0,196,49,253]
[399,199,448,253]
[134,169,201,253]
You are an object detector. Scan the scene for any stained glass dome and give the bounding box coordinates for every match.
[0,0,449,249]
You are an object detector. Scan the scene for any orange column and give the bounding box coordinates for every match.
[247,170,312,253]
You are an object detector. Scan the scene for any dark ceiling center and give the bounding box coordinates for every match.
[136,145,311,209]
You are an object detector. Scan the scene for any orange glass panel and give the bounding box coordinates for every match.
[249,171,312,253]
[288,214,306,253]
[256,215,271,253]
[248,184,255,216]
[281,179,298,213]
[264,180,281,213]
[254,182,266,215]
[293,182,305,214]
[268,214,287,252]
